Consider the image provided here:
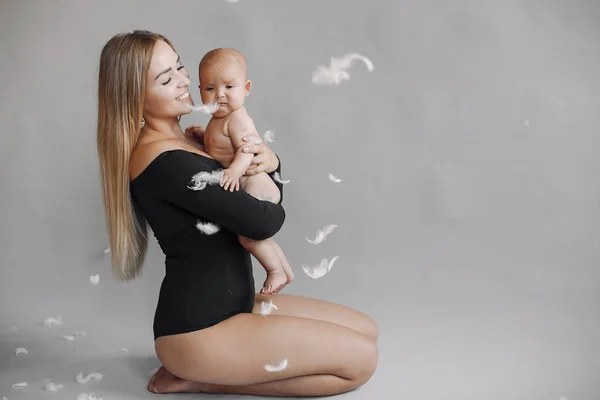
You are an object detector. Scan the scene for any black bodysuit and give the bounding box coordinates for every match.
[129,149,285,340]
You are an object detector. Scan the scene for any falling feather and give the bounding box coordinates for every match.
[103,247,111,254]
[74,331,87,337]
[90,274,99,285]
[265,358,288,372]
[187,102,220,114]
[312,67,350,86]
[524,119,530,127]
[188,170,224,191]
[328,173,342,183]
[259,300,279,316]
[196,221,220,235]
[75,372,103,384]
[330,53,374,72]
[262,130,275,143]
[273,172,290,184]
[225,0,240,2]
[43,382,64,392]
[43,316,62,327]
[306,224,338,245]
[15,347,28,355]
[302,255,340,279]
[62,334,75,341]
[312,53,373,86]
[121,348,130,353]
[10,382,28,388]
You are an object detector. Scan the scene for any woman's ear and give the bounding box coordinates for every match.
[245,80,252,96]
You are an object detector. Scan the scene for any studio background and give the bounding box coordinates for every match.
[1,1,599,399]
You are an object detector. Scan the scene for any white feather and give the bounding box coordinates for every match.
[273,172,290,184]
[43,316,62,327]
[312,66,350,86]
[312,53,373,86]
[225,0,240,2]
[75,372,103,384]
[187,170,224,190]
[259,300,279,316]
[187,102,220,114]
[330,53,374,72]
[121,348,130,353]
[302,255,340,279]
[15,347,28,355]
[103,247,111,254]
[149,367,160,377]
[90,274,99,285]
[328,173,342,183]
[262,130,275,143]
[306,224,338,245]
[264,358,288,372]
[43,382,64,392]
[10,382,28,388]
[196,221,220,235]
[62,334,75,341]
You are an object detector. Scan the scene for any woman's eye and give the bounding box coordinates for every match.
[177,65,184,70]
[162,78,172,85]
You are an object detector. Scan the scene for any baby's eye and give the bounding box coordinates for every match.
[205,87,214,91]
[226,85,234,89]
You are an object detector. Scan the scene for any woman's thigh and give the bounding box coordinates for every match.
[252,293,379,342]
[155,312,378,386]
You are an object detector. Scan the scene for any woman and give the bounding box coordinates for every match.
[97,30,378,397]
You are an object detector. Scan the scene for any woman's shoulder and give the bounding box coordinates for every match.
[129,139,210,182]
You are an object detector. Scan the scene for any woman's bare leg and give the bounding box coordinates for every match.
[253,292,379,342]
[151,313,378,397]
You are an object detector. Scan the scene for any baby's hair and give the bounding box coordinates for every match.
[199,48,247,78]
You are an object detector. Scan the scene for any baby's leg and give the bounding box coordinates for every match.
[238,236,288,294]
[240,172,281,204]
[238,173,287,294]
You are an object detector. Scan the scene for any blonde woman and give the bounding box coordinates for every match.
[97,30,378,397]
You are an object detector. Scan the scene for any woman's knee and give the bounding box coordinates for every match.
[353,336,379,385]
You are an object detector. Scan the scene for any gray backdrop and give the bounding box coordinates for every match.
[1,0,599,399]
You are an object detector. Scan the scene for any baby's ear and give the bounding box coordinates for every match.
[245,80,252,96]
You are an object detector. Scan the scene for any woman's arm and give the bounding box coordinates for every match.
[149,150,285,240]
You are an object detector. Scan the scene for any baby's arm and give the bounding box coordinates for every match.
[221,110,261,191]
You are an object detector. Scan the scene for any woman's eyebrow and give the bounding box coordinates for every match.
[155,55,181,80]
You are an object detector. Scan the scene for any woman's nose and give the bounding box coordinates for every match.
[177,73,191,87]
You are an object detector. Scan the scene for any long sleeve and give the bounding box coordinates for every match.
[148,150,285,240]
[267,154,284,204]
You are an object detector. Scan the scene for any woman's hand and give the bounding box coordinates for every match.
[239,135,279,176]
[184,125,205,150]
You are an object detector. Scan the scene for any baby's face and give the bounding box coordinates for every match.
[199,62,249,118]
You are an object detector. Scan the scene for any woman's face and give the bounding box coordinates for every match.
[144,40,193,120]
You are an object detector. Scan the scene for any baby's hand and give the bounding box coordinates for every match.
[221,168,243,192]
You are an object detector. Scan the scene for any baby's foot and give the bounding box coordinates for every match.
[261,268,288,294]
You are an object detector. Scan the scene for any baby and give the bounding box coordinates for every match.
[196,48,293,294]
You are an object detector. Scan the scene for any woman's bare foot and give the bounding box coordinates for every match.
[147,366,212,394]
[261,268,288,294]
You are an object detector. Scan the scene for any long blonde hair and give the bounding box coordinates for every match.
[97,30,176,281]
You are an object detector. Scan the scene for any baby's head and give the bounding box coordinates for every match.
[198,48,251,118]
